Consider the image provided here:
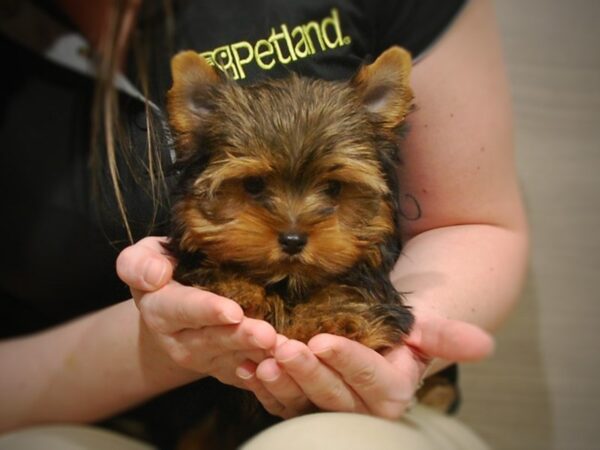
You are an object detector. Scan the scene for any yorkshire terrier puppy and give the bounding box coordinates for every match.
[165,46,415,449]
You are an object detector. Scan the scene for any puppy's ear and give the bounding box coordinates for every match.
[352,46,413,128]
[167,51,222,158]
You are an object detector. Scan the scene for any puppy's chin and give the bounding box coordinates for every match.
[265,253,356,287]
[279,253,303,264]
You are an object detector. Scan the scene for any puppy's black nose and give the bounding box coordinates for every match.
[278,232,307,255]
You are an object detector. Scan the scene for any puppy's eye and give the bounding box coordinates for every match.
[243,176,266,196]
[324,180,342,198]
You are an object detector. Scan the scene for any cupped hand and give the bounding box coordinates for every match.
[116,237,277,388]
[238,310,494,419]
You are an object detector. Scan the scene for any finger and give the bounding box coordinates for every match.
[405,313,495,362]
[116,237,173,291]
[236,362,287,417]
[274,340,367,414]
[308,334,415,419]
[268,334,289,357]
[138,283,244,333]
[209,351,266,389]
[255,358,312,418]
[176,317,277,352]
[215,349,272,387]
[244,349,271,364]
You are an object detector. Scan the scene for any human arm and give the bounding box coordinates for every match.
[238,0,529,417]
[0,238,276,433]
[0,298,190,433]
[391,0,528,370]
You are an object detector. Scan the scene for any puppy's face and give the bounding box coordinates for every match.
[167,48,413,286]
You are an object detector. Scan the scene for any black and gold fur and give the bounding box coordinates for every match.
[165,46,415,449]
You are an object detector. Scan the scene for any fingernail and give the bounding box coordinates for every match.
[142,259,167,288]
[250,335,269,350]
[277,354,299,364]
[276,344,301,363]
[269,335,288,357]
[219,309,242,324]
[312,346,333,358]
[258,368,280,383]
[236,366,254,380]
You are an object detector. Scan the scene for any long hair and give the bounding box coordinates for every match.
[90,1,174,244]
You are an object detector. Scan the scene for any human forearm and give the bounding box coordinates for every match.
[391,222,529,371]
[0,299,199,432]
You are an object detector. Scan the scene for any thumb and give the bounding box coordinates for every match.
[404,312,495,362]
[116,237,174,291]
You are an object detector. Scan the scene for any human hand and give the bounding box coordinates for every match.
[116,237,277,388]
[236,310,494,419]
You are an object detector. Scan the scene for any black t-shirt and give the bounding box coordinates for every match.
[159,0,464,83]
[1,0,466,337]
[0,0,465,444]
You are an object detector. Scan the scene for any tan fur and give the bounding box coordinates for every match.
[166,46,416,450]
[168,47,414,347]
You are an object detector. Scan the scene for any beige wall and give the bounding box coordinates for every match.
[457,1,600,449]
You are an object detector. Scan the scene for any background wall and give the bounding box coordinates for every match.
[457,1,600,449]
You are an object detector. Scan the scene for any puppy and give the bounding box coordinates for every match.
[165,46,415,449]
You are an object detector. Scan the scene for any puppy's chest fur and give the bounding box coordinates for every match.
[165,47,415,449]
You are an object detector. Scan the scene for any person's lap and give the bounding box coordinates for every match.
[0,405,489,450]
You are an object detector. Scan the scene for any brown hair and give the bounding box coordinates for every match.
[90,1,173,244]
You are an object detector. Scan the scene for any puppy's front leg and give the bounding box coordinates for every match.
[205,275,286,330]
[285,284,412,351]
